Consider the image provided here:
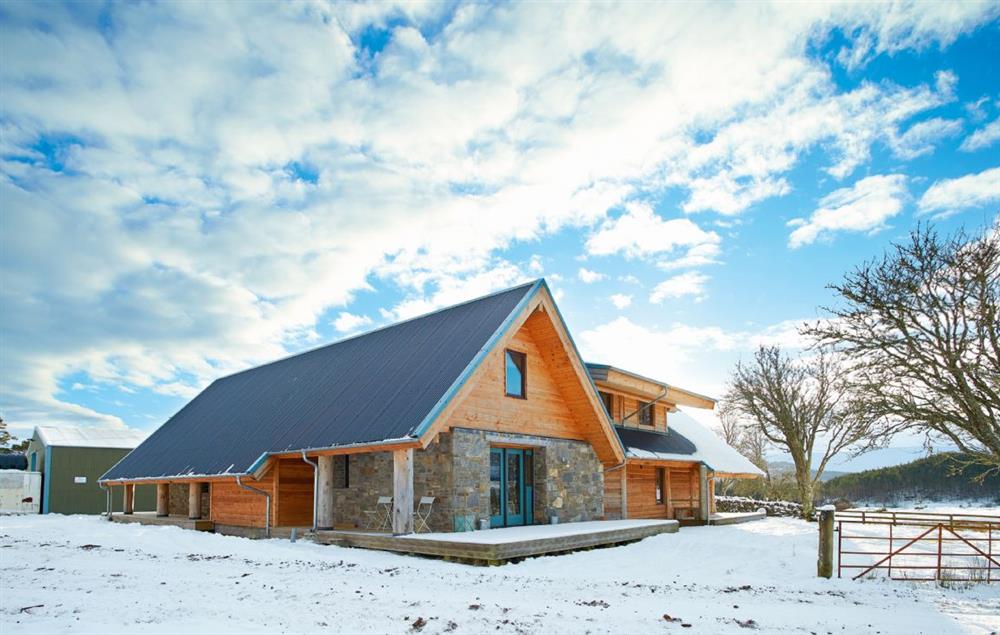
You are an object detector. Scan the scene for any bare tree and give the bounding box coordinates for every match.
[715,403,772,498]
[723,345,872,519]
[806,223,1000,475]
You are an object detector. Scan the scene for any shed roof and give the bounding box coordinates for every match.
[102,281,539,481]
[616,410,765,477]
[35,426,147,449]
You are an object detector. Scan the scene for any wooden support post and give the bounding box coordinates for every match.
[619,467,628,520]
[665,468,673,519]
[123,483,134,515]
[817,505,835,579]
[698,464,709,523]
[188,482,201,519]
[156,483,169,517]
[392,448,414,535]
[316,455,335,530]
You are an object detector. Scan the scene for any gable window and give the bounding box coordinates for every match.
[655,467,665,504]
[638,401,653,426]
[599,391,614,421]
[505,349,527,398]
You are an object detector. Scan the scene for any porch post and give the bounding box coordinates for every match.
[392,448,414,535]
[698,464,709,523]
[156,483,169,517]
[665,468,673,519]
[316,455,335,530]
[123,483,134,515]
[188,482,201,519]
[619,467,628,520]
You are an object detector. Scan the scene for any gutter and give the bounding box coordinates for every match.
[236,474,271,538]
[99,437,420,485]
[300,450,319,533]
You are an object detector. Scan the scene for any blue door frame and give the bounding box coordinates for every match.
[489,447,533,528]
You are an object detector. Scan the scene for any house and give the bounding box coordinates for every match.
[101,280,622,536]
[588,365,764,523]
[100,279,759,538]
[26,426,152,514]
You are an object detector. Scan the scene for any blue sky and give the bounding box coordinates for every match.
[2,2,999,467]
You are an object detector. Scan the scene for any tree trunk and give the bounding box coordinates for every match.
[796,475,815,520]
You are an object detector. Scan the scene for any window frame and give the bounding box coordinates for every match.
[504,349,527,399]
[599,391,615,421]
[638,401,654,426]
[655,467,665,504]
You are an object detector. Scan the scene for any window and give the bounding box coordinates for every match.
[505,349,527,398]
[638,401,653,426]
[335,455,350,489]
[655,467,665,504]
[599,391,614,421]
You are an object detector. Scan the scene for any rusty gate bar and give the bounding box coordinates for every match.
[834,510,999,582]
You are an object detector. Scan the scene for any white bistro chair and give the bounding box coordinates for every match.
[363,496,393,532]
[414,496,436,533]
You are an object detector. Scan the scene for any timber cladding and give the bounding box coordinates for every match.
[274,459,315,527]
[440,308,618,466]
[210,474,274,527]
[623,463,700,520]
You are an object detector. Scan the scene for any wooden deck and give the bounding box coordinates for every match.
[709,510,766,526]
[110,512,215,531]
[315,519,679,564]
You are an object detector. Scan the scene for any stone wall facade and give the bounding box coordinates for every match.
[319,428,604,532]
[449,428,604,529]
[167,483,209,518]
[328,433,455,532]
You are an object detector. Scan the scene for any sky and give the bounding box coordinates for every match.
[2,2,999,466]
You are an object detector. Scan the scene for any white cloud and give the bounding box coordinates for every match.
[1,1,995,429]
[577,268,606,283]
[609,294,633,309]
[889,117,963,159]
[333,312,373,334]
[577,316,811,394]
[649,272,710,303]
[586,202,720,259]
[917,167,1000,218]
[787,174,908,248]
[657,243,721,270]
[527,254,544,274]
[960,117,1000,152]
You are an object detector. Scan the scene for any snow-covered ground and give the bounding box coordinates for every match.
[2,514,998,634]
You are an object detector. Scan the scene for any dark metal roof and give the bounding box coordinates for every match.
[102,281,539,481]
[614,425,697,456]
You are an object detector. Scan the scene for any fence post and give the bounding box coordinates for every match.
[818,505,835,579]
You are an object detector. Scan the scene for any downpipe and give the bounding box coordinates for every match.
[300,450,319,533]
[236,474,271,538]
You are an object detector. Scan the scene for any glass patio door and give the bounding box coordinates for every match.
[489,447,533,528]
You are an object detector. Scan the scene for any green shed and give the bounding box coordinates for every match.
[26,426,154,514]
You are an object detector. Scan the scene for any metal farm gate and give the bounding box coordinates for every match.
[836,509,999,582]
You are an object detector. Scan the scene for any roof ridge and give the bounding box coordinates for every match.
[216,279,541,382]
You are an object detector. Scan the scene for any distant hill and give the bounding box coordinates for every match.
[821,453,1000,503]
[767,461,848,482]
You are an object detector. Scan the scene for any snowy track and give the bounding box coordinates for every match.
[2,515,998,634]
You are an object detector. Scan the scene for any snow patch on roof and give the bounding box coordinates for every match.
[624,409,765,477]
[34,426,148,449]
